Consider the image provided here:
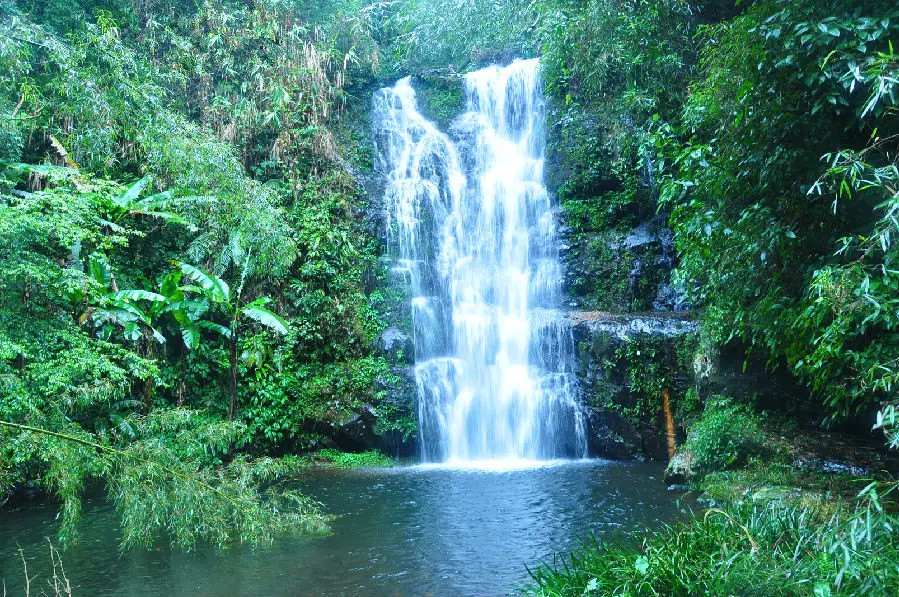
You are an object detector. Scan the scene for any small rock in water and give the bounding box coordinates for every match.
[667,484,690,492]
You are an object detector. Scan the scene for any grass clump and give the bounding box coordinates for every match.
[527,483,899,597]
[303,449,393,469]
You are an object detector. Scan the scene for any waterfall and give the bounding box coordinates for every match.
[374,59,586,463]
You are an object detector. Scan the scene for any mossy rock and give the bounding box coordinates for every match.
[412,73,466,129]
[664,450,695,485]
[750,486,804,505]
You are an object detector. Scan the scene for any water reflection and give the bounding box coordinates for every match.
[0,460,683,597]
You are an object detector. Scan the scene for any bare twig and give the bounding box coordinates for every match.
[47,539,72,597]
[17,546,30,597]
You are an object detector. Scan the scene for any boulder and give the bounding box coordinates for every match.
[664,450,695,485]
[378,325,414,363]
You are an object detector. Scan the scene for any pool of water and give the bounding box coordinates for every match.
[0,459,684,596]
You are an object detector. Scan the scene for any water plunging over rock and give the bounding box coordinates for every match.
[373,59,587,462]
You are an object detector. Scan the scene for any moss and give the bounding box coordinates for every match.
[412,74,466,129]
[548,99,672,312]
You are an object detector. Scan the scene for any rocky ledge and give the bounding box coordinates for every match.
[571,311,699,461]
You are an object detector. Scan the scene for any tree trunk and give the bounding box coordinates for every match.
[229,331,238,421]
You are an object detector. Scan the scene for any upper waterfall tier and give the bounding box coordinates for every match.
[374,59,586,462]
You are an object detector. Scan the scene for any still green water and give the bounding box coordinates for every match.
[1,460,684,596]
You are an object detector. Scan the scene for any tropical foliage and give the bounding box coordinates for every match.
[0,0,407,547]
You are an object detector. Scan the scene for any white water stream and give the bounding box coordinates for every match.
[374,59,586,462]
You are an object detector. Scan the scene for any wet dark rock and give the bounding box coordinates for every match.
[560,216,681,313]
[585,408,641,460]
[667,484,690,492]
[378,325,414,363]
[695,340,808,407]
[795,458,870,477]
[572,312,698,461]
[622,223,655,249]
[571,313,697,403]
[335,405,379,451]
[653,282,689,312]
[572,313,699,341]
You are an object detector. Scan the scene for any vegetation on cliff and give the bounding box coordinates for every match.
[1,6,898,591]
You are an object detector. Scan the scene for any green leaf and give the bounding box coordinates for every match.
[197,320,233,339]
[817,23,840,37]
[178,263,230,304]
[114,175,151,208]
[88,253,112,290]
[635,555,650,575]
[160,271,184,301]
[151,328,166,344]
[180,323,200,350]
[124,321,141,341]
[164,300,209,322]
[95,303,148,326]
[107,290,167,303]
[241,305,288,335]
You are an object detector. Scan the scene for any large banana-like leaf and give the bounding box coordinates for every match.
[163,299,209,321]
[114,175,151,208]
[107,289,167,303]
[94,303,148,326]
[180,323,199,350]
[178,262,230,304]
[88,253,112,290]
[241,304,288,335]
[137,189,174,208]
[111,177,191,226]
[160,271,185,301]
[197,320,233,339]
[124,321,141,341]
[137,209,190,226]
[151,328,166,344]
[108,301,151,325]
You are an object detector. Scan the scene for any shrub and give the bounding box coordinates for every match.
[311,449,393,469]
[684,397,765,476]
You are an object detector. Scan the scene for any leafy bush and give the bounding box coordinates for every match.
[683,398,765,476]
[311,448,393,469]
[656,0,899,417]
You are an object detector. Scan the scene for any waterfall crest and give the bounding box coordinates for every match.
[374,59,586,462]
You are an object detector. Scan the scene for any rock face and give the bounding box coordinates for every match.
[572,312,699,460]
[378,326,414,363]
[560,217,685,314]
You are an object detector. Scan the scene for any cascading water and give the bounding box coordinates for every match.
[374,59,586,463]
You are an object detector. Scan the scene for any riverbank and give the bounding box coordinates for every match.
[526,401,899,597]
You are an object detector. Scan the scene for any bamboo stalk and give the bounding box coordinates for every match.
[662,389,676,459]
